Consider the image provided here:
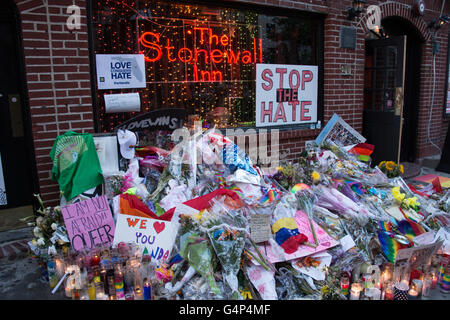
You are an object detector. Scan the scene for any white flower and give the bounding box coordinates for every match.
[48,245,57,255]
[37,238,45,246]
[33,227,42,237]
[51,223,58,231]
[36,216,44,226]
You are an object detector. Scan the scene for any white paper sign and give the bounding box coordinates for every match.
[113,212,180,263]
[104,93,141,113]
[96,54,146,90]
[0,153,6,206]
[256,63,318,127]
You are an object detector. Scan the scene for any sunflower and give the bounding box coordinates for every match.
[385,161,396,171]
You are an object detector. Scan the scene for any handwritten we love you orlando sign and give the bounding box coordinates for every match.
[113,194,179,262]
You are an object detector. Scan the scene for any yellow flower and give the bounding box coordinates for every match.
[193,209,205,221]
[399,165,404,174]
[276,166,283,172]
[312,171,321,182]
[379,161,386,167]
[392,187,405,203]
[405,197,420,209]
[385,161,396,171]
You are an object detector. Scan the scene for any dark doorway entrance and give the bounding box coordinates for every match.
[382,17,423,163]
[0,1,37,230]
[363,17,422,165]
[363,35,406,165]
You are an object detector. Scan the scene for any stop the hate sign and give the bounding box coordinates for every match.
[256,64,318,127]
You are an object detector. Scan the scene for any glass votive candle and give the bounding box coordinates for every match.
[340,276,350,297]
[365,287,381,300]
[422,273,433,298]
[431,268,439,289]
[408,288,419,300]
[394,282,409,300]
[411,279,423,296]
[383,282,394,300]
[350,283,362,300]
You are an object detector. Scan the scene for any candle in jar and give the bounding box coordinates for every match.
[384,283,394,300]
[340,276,350,296]
[408,289,419,300]
[135,287,144,300]
[350,283,362,300]
[432,269,439,289]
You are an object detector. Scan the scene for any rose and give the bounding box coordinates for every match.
[37,238,45,246]
[51,223,58,231]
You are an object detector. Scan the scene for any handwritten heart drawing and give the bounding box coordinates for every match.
[153,221,165,234]
[249,268,262,281]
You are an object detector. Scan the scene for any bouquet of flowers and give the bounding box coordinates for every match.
[22,194,70,257]
[378,161,404,178]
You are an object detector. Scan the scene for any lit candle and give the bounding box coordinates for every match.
[383,282,394,300]
[408,288,419,300]
[366,287,381,300]
[350,283,362,300]
[432,268,439,289]
[411,279,423,296]
[135,287,144,300]
[143,278,151,300]
[340,276,350,297]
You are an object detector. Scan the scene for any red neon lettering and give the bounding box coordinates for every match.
[194,27,210,44]
[209,32,219,45]
[165,38,176,62]
[288,100,299,122]
[195,48,208,64]
[274,102,287,123]
[301,101,312,121]
[261,102,273,123]
[276,68,287,88]
[227,50,240,64]
[301,70,313,90]
[261,69,273,91]
[242,51,252,64]
[211,49,223,63]
[220,35,229,46]
[212,70,222,82]
[139,32,162,62]
[289,70,300,90]
[178,47,193,63]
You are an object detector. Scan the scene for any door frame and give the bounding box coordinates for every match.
[0,0,39,210]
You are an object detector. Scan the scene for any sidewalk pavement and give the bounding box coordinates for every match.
[0,227,32,262]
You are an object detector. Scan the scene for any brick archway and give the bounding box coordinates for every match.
[360,1,432,41]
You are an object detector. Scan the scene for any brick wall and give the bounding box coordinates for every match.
[13,0,450,205]
[15,0,93,206]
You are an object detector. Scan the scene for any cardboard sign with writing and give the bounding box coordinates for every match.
[256,64,318,127]
[395,241,443,268]
[258,211,339,263]
[61,196,116,251]
[250,214,272,243]
[113,194,179,263]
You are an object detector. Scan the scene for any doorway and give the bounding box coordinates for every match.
[363,17,422,165]
[0,1,37,230]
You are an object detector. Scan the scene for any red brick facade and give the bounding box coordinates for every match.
[12,0,450,205]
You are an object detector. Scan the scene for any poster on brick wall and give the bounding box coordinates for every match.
[256,64,318,127]
[96,54,146,90]
[0,153,6,206]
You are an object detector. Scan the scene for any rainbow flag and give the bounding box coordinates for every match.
[397,219,426,241]
[377,231,410,263]
[378,221,392,232]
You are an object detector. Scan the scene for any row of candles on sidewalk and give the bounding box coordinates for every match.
[339,254,450,300]
[45,244,162,300]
